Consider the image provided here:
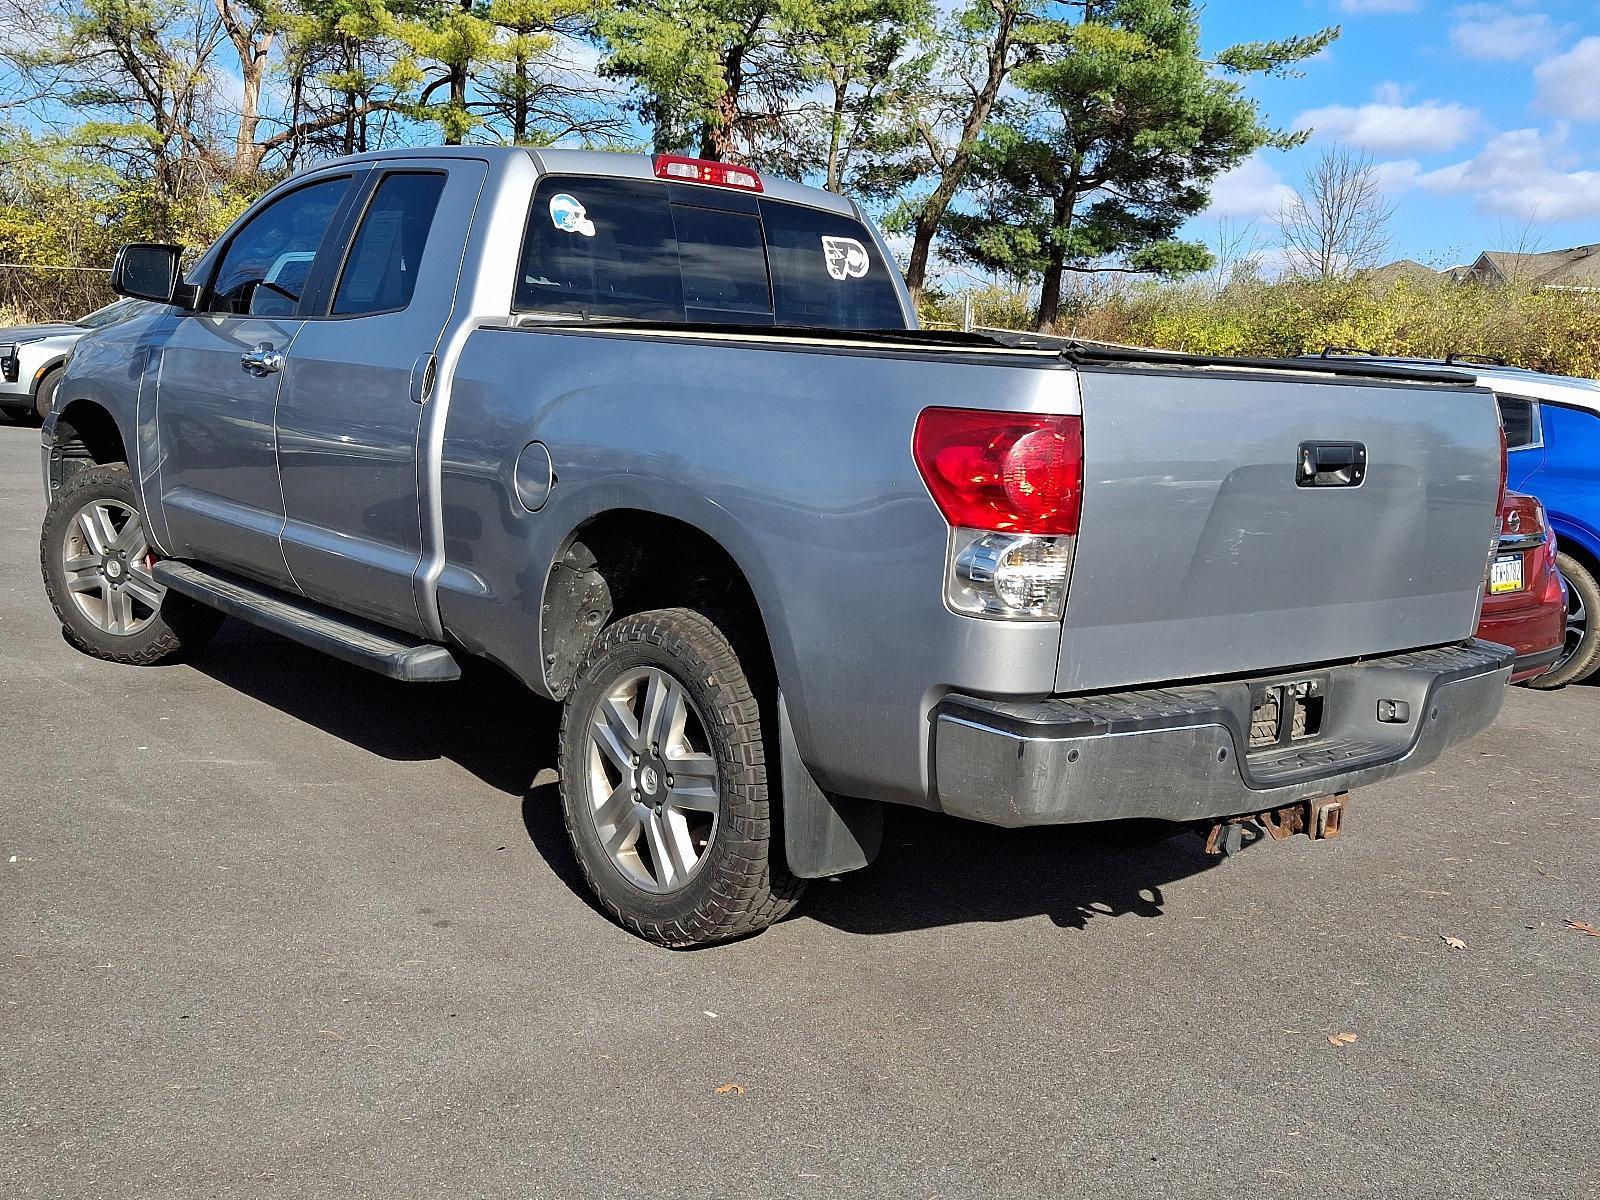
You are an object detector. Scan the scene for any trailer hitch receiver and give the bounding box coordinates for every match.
[1202,793,1347,856]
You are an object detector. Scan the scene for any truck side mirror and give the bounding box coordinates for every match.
[111,243,194,306]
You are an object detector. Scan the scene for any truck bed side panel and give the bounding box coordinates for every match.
[437,327,1079,806]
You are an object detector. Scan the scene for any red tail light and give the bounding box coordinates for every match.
[912,408,1084,535]
[653,154,763,192]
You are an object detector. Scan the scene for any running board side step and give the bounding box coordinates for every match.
[152,560,462,682]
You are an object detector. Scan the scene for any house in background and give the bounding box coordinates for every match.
[1460,245,1600,290]
[1371,244,1600,291]
[1364,259,1446,288]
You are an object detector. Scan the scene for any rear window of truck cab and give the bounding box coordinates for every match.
[514,176,905,329]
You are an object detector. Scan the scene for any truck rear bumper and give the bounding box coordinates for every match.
[932,640,1512,828]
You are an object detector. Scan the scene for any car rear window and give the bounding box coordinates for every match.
[514,175,906,329]
[1497,395,1540,450]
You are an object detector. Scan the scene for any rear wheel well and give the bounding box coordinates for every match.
[1557,534,1599,580]
[51,400,127,495]
[540,511,773,699]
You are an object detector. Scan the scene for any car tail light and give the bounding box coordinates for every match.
[913,407,1084,621]
[653,154,763,192]
[913,408,1083,535]
[1532,499,1566,606]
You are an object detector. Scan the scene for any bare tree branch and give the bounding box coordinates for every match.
[1275,148,1394,279]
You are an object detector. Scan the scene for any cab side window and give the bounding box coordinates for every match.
[333,173,447,316]
[206,176,352,317]
[1497,396,1541,450]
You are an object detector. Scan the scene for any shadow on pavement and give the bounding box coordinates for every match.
[190,621,1222,937]
[189,622,560,799]
[802,807,1219,935]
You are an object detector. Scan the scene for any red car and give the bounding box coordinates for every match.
[1479,491,1567,683]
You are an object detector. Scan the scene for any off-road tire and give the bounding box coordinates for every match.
[40,463,223,665]
[557,607,806,947]
[1529,551,1600,689]
[34,366,61,423]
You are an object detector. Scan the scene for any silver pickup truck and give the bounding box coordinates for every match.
[39,147,1513,946]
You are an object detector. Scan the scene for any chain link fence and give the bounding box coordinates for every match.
[0,264,116,324]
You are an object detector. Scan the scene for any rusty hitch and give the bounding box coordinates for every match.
[1202,793,1347,857]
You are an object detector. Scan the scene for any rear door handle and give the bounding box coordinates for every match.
[240,346,285,375]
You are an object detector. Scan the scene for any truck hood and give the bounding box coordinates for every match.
[0,323,82,343]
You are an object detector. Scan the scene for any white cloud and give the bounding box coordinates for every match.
[1449,7,1561,62]
[1293,87,1480,155]
[1534,36,1600,121]
[1371,159,1423,192]
[1338,0,1420,11]
[1204,157,1296,220]
[1418,126,1600,221]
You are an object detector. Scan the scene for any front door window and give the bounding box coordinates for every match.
[206,177,351,317]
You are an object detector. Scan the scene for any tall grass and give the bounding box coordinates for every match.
[1073,277,1600,377]
[924,276,1600,378]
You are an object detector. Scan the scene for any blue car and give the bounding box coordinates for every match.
[1316,354,1600,687]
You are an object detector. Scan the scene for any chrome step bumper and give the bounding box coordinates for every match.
[932,641,1513,828]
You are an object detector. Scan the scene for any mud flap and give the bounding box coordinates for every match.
[779,693,882,879]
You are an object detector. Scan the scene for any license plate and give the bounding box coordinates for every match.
[1490,553,1524,595]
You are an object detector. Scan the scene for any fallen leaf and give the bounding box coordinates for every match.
[1441,935,1468,950]
[714,1083,745,1096]
[1327,1032,1358,1047]
[1567,919,1600,938]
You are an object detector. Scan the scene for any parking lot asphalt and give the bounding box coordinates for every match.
[1,421,1597,1200]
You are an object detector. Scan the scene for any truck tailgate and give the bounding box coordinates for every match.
[1058,367,1500,693]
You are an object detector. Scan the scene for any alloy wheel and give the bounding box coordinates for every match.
[1558,574,1588,670]
[585,665,720,893]
[60,497,163,636]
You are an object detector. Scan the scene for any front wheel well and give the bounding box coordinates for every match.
[540,511,773,700]
[50,399,128,495]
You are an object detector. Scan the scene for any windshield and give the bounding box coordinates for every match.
[76,298,147,329]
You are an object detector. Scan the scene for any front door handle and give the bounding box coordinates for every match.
[240,345,285,375]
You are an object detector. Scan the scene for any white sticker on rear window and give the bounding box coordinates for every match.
[549,193,595,237]
[821,236,869,280]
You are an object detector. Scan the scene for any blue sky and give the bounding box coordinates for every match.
[1193,0,1600,267]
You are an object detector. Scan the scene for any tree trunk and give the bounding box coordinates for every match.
[235,54,266,173]
[1035,249,1065,332]
[1035,189,1078,332]
[700,43,746,160]
[513,50,529,143]
[447,66,467,144]
[825,78,847,192]
[444,0,473,145]
[901,0,1020,299]
[214,0,274,176]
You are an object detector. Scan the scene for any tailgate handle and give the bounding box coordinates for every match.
[1297,441,1366,488]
